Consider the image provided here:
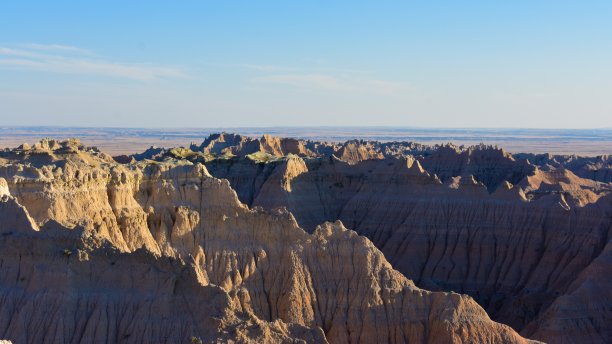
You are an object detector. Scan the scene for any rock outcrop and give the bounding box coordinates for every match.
[0,140,535,343]
[139,133,612,343]
[522,232,612,343]
[0,189,325,343]
[516,153,612,184]
[190,132,317,158]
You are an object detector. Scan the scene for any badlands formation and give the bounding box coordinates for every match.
[0,135,610,343]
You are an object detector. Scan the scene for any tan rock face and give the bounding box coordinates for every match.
[0,161,160,254]
[334,140,385,164]
[132,162,530,343]
[515,153,612,183]
[190,132,317,158]
[222,160,609,339]
[0,192,326,344]
[0,139,535,344]
[194,135,611,343]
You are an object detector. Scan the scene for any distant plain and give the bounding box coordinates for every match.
[1,126,610,156]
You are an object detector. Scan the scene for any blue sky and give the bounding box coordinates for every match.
[1,1,611,128]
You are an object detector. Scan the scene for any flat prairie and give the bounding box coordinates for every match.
[1,126,610,156]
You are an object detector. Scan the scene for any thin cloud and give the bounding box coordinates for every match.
[254,74,350,91]
[0,58,44,67]
[240,63,370,75]
[240,64,297,72]
[253,73,409,95]
[21,43,94,55]
[0,44,187,81]
[0,47,44,59]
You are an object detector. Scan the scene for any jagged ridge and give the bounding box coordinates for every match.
[0,139,535,344]
[124,133,612,343]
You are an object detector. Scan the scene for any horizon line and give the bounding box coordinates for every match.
[2,125,612,131]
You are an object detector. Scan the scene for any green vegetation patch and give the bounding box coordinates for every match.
[168,147,197,159]
[246,151,281,163]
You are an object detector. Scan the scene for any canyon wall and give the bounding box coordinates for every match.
[189,134,611,343]
[0,139,533,343]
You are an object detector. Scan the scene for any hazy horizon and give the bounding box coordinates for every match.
[3,125,612,130]
[2,126,611,156]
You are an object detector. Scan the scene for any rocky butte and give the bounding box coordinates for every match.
[0,134,610,343]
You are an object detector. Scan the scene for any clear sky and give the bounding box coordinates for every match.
[1,1,611,128]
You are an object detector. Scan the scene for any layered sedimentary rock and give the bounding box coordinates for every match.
[0,139,532,343]
[129,132,610,186]
[414,145,535,191]
[522,237,612,343]
[515,153,612,183]
[140,133,612,343]
[193,133,316,157]
[0,191,325,343]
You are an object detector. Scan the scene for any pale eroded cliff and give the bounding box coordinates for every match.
[0,139,535,343]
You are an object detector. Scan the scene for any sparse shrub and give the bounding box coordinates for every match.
[190,336,203,344]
